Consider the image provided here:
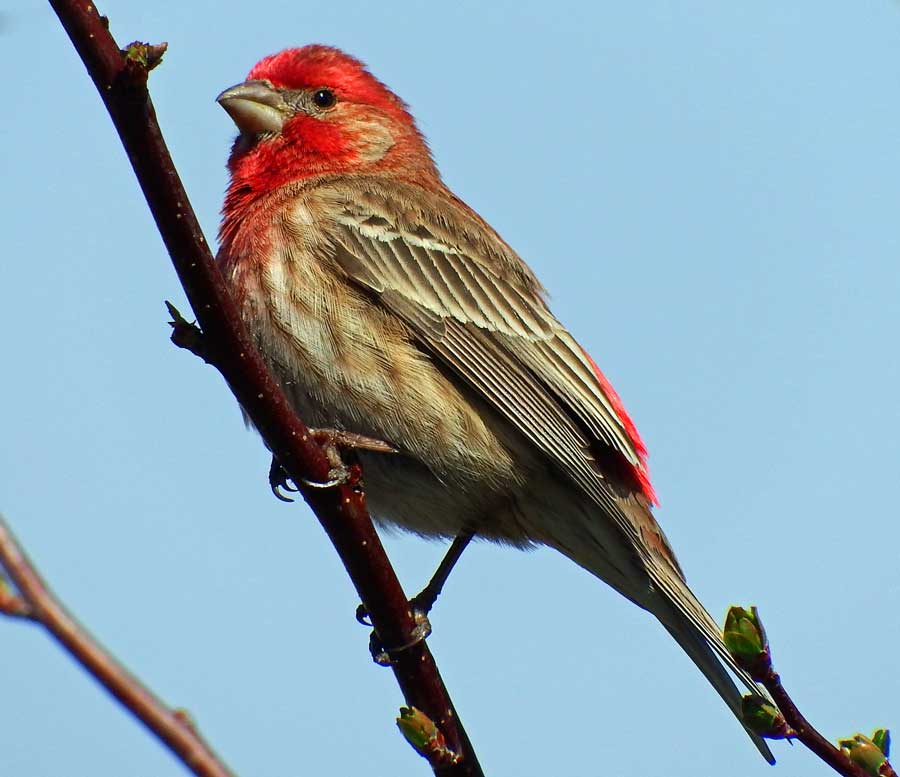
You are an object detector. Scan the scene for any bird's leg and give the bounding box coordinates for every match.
[359,530,475,666]
[268,428,397,501]
[409,530,475,618]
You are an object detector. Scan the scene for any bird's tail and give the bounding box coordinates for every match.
[548,510,775,764]
[655,604,776,764]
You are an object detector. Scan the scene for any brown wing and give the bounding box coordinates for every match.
[327,179,649,477]
[323,177,694,574]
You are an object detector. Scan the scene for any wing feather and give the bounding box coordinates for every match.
[331,186,647,482]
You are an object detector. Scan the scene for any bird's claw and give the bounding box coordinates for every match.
[300,466,350,489]
[358,603,432,666]
[269,457,299,502]
[355,603,372,626]
[408,590,437,619]
[369,614,432,667]
[268,428,392,500]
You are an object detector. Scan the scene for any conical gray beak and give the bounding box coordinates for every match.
[217,80,286,135]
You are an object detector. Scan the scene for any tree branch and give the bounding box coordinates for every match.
[762,671,896,777]
[0,516,234,777]
[725,606,894,777]
[46,1,482,774]
[761,669,872,777]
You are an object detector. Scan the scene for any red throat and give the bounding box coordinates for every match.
[224,115,352,197]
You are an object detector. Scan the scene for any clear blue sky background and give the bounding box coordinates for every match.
[2,2,898,775]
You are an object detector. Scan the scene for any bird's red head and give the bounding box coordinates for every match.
[218,45,438,199]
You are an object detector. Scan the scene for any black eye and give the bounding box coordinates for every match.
[312,88,337,109]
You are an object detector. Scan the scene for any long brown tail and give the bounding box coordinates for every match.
[643,558,776,763]
[552,514,776,764]
[657,607,775,764]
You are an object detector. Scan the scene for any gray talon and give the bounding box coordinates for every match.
[301,467,349,489]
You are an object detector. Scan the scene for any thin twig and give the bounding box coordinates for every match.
[761,670,881,777]
[0,516,234,777]
[46,2,482,774]
[0,576,35,619]
[725,606,892,777]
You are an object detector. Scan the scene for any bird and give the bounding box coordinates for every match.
[215,44,774,762]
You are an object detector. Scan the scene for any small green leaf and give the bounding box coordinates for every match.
[396,707,461,765]
[741,694,792,739]
[723,606,771,678]
[397,706,437,753]
[839,733,887,776]
[122,41,167,71]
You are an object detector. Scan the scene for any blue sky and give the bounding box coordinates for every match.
[2,2,898,776]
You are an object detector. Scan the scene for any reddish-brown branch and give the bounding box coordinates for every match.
[0,575,36,619]
[0,516,234,777]
[726,607,892,776]
[760,670,878,777]
[46,2,482,774]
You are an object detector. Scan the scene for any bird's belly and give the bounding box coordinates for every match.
[225,242,650,599]
[231,247,533,539]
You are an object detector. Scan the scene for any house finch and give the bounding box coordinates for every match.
[217,45,773,761]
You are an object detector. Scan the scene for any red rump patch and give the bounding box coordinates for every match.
[582,349,658,505]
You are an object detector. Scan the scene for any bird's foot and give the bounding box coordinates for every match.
[355,531,474,664]
[268,429,396,500]
[356,603,432,667]
[309,429,398,456]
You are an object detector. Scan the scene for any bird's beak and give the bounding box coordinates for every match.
[216,80,286,135]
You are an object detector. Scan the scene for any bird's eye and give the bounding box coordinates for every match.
[312,88,337,110]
